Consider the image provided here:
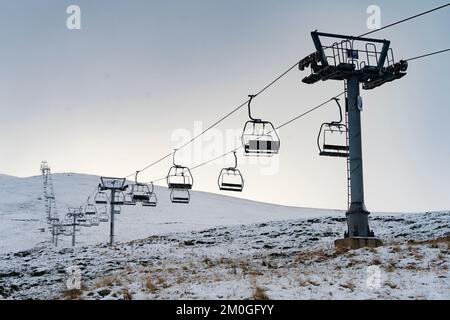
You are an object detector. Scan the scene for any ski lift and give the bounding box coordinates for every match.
[90,216,100,227]
[84,197,97,215]
[170,188,190,204]
[111,192,125,205]
[317,98,349,158]
[124,191,136,206]
[142,190,157,207]
[131,171,153,203]
[99,213,109,222]
[167,150,193,190]
[218,151,244,192]
[241,95,280,156]
[98,206,109,222]
[94,190,108,204]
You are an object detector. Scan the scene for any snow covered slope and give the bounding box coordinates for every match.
[0,211,449,299]
[0,173,341,254]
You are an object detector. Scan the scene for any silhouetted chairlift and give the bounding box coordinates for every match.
[90,216,100,227]
[170,188,190,204]
[241,95,280,156]
[142,184,158,207]
[98,206,109,222]
[94,190,108,204]
[317,98,349,158]
[166,150,194,190]
[124,191,136,206]
[84,197,97,215]
[111,192,125,205]
[130,171,153,204]
[218,151,244,192]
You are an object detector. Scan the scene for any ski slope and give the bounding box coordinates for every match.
[0,173,342,254]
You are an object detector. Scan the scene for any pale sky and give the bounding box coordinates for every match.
[0,0,449,213]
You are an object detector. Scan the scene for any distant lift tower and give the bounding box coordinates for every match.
[299,31,408,248]
[40,161,60,240]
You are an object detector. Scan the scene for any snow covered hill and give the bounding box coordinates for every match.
[0,211,449,299]
[0,173,449,300]
[0,173,341,254]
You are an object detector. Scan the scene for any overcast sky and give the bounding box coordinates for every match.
[0,0,449,212]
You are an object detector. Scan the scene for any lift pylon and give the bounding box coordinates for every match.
[299,31,408,249]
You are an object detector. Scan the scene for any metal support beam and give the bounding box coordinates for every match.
[72,214,76,247]
[346,75,371,237]
[110,189,115,246]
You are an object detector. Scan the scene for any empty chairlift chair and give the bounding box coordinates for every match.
[241,95,280,156]
[124,191,136,206]
[84,197,97,216]
[166,149,194,204]
[317,98,349,158]
[98,206,109,222]
[111,191,125,205]
[90,216,100,227]
[142,183,158,207]
[130,171,153,204]
[218,151,244,192]
[170,188,190,204]
[94,190,108,204]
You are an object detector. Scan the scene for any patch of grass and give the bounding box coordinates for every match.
[385,282,398,289]
[253,286,269,300]
[145,278,158,293]
[63,289,83,300]
[340,281,355,291]
[372,257,382,265]
[95,275,122,288]
[121,288,132,300]
[385,262,396,273]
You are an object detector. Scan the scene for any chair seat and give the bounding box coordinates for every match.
[168,183,192,189]
[221,183,243,188]
[320,151,349,158]
[323,144,349,151]
[219,186,243,192]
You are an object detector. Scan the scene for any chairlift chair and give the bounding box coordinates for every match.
[218,151,244,192]
[166,150,194,190]
[99,212,109,222]
[94,191,108,204]
[317,98,349,158]
[130,171,153,203]
[90,216,100,227]
[111,192,125,205]
[142,190,158,207]
[124,191,136,206]
[170,188,190,204]
[241,95,280,156]
[84,197,97,215]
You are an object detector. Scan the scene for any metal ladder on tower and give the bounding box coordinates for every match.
[344,81,351,211]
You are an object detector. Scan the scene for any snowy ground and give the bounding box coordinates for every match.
[0,212,449,300]
[0,173,449,300]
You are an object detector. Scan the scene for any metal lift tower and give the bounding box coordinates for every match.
[99,177,127,246]
[299,31,408,248]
